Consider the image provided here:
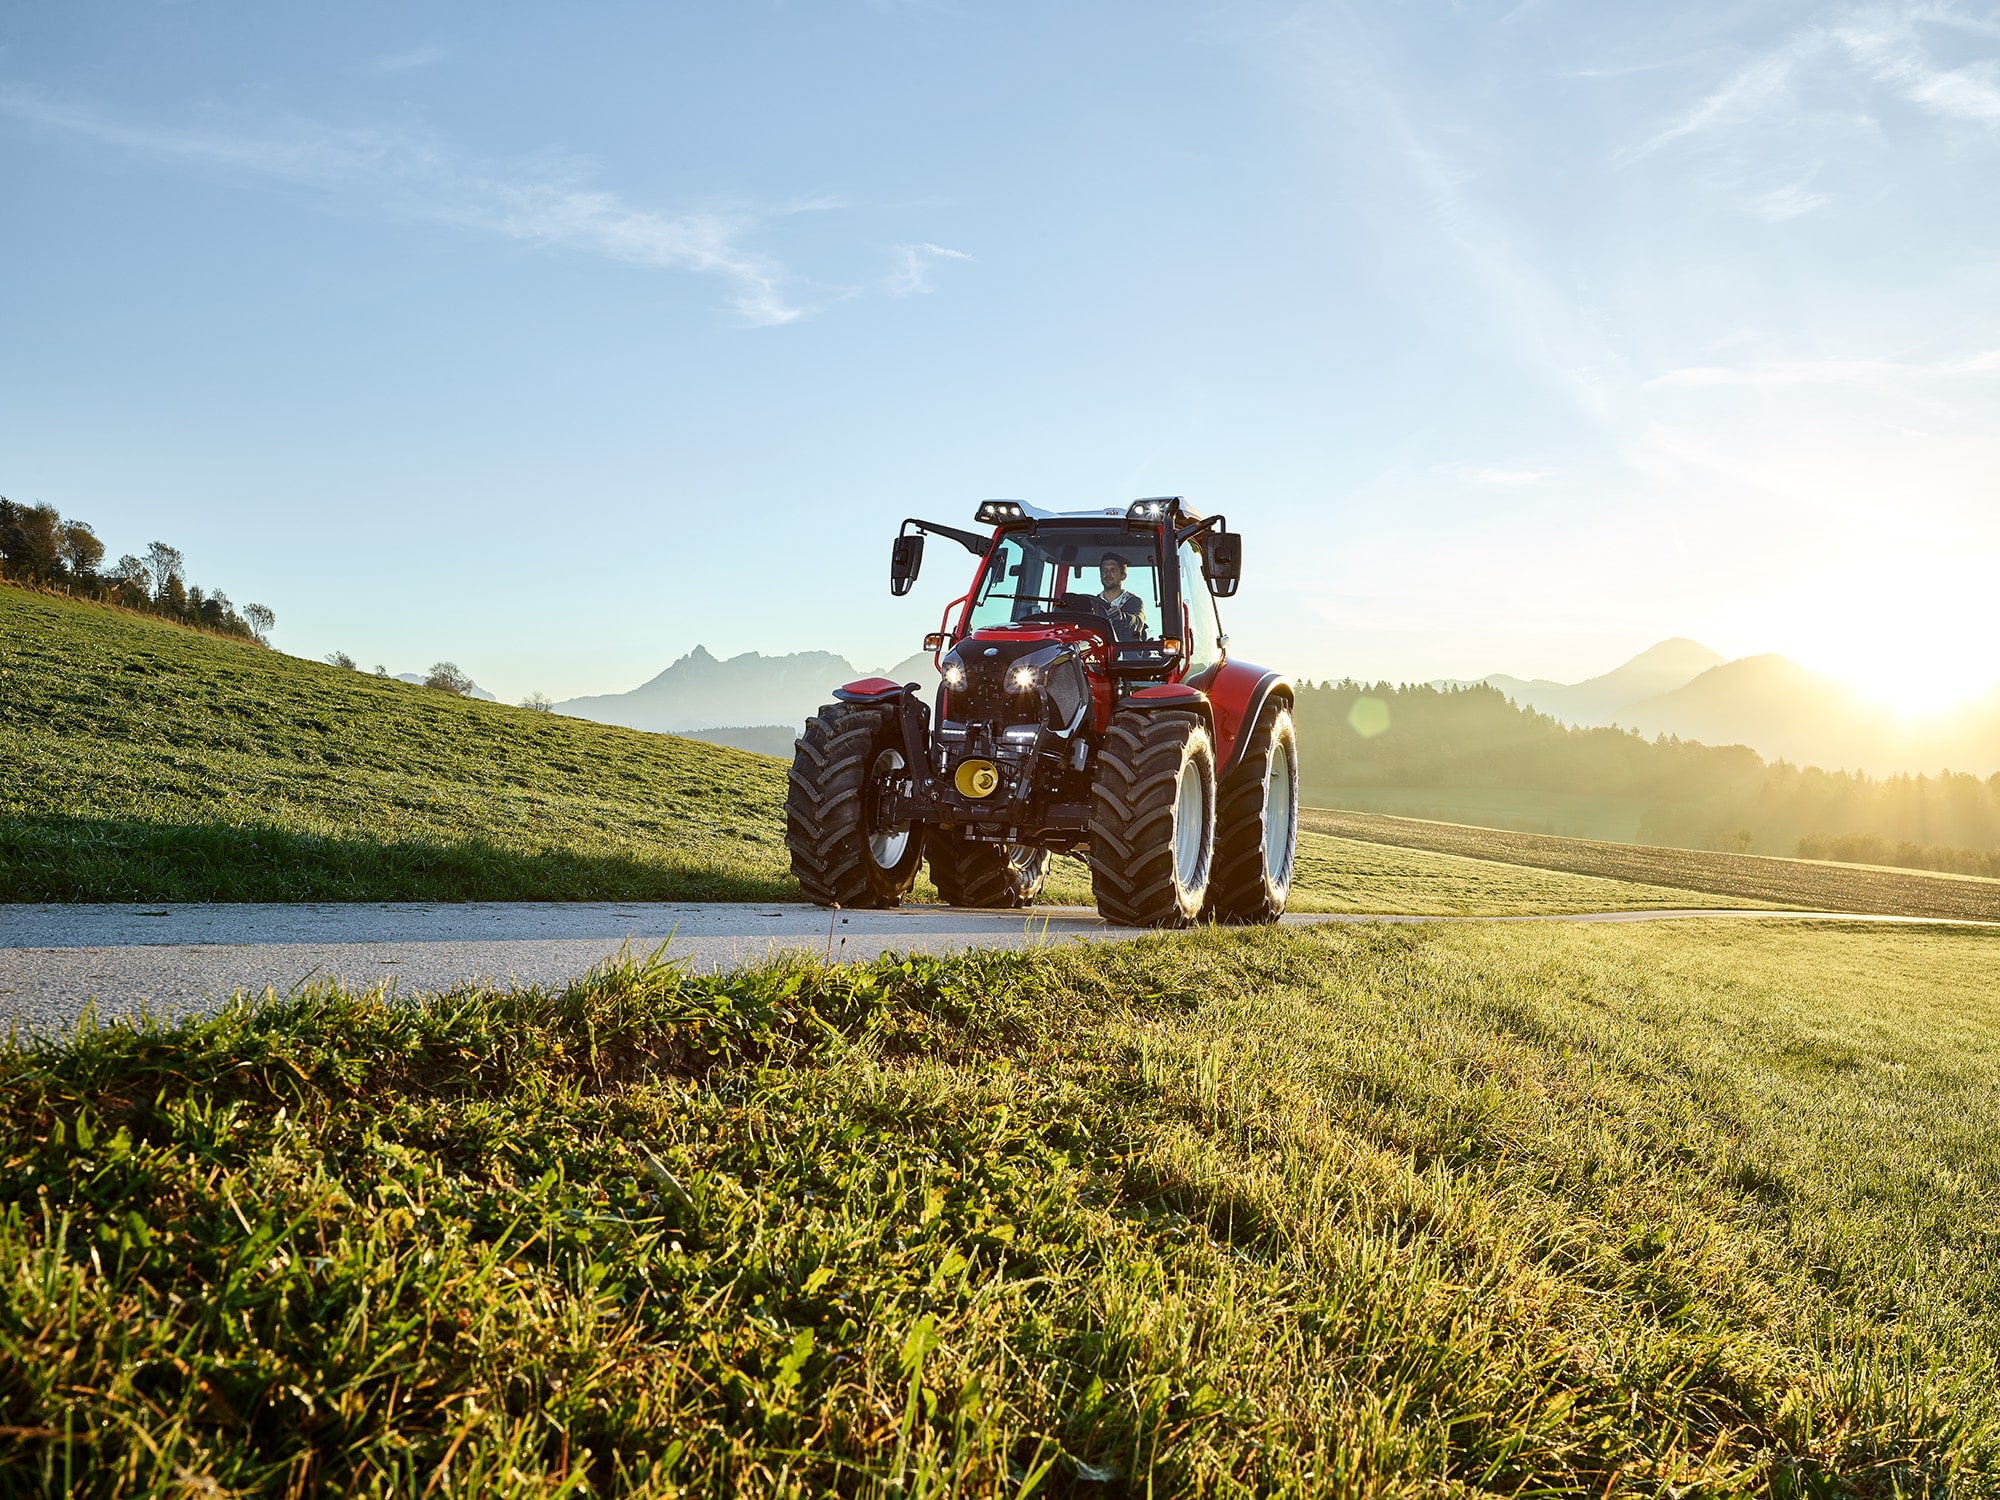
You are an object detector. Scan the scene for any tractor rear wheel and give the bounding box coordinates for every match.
[1088,709,1216,927]
[1205,699,1298,923]
[786,702,925,908]
[929,838,1050,908]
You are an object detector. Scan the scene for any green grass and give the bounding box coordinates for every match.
[1304,807,2000,924]
[0,585,795,902]
[4,920,1997,1494]
[1301,784,1652,842]
[2,586,1745,914]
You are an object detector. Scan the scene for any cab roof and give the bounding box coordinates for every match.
[981,498,1204,525]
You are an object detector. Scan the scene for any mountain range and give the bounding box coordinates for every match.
[556,645,937,735]
[553,638,1999,777]
[1464,642,2000,777]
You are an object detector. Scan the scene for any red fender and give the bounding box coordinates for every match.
[832,677,907,704]
[1188,660,1291,774]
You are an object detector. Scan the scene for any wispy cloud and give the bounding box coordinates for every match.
[1648,349,2000,388]
[1631,3,2000,158]
[884,242,971,296]
[0,84,802,324]
[1835,9,2000,121]
[1631,47,1809,156]
[1752,178,1831,219]
[372,46,443,75]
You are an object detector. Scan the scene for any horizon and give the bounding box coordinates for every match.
[5,3,1998,711]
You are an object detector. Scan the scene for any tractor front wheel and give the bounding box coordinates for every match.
[1088,709,1216,927]
[1205,699,1298,923]
[929,838,1050,908]
[786,702,925,908]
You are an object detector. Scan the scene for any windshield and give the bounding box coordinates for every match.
[963,527,1163,641]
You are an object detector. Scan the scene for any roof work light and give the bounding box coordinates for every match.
[975,499,1028,525]
[1125,496,1179,524]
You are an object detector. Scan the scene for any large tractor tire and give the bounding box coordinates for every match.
[1205,699,1299,923]
[786,702,924,908]
[1088,709,1216,927]
[929,838,1051,908]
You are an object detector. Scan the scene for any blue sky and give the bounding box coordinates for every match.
[4,2,1997,712]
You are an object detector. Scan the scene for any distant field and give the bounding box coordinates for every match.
[680,724,800,759]
[2,588,1762,914]
[1305,806,2000,923]
[1302,783,1651,842]
[7,919,1997,1491]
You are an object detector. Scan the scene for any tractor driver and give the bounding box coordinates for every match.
[1097,554,1149,641]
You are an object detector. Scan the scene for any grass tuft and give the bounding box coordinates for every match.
[4,921,1998,1493]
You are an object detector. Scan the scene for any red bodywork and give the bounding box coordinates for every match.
[844,520,1287,772]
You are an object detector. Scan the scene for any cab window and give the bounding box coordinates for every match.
[1178,540,1221,674]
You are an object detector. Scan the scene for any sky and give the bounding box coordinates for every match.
[3,1,1998,714]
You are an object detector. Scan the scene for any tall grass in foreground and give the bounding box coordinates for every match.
[3,922,1998,1495]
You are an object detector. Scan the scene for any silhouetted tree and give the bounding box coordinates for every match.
[425,662,474,695]
[326,650,357,670]
[0,501,62,581]
[145,542,186,605]
[59,520,104,579]
[242,602,275,645]
[520,690,554,712]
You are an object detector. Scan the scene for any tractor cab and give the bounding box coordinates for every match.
[787,497,1293,929]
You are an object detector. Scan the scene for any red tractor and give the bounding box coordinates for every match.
[785,497,1297,927]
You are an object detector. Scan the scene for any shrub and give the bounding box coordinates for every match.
[425,661,474,695]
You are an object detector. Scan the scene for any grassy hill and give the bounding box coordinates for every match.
[0,586,1759,913]
[6,919,1998,1491]
[0,586,795,902]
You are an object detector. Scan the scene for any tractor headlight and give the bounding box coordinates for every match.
[943,661,966,687]
[1009,666,1038,691]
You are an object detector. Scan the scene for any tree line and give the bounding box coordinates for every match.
[1293,679,2000,873]
[0,498,273,645]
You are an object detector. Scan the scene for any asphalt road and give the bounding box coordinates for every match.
[2,901,1991,1035]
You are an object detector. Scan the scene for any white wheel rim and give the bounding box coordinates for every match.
[1264,734,1296,891]
[1173,755,1208,892]
[869,748,911,869]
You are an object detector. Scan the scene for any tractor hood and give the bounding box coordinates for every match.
[940,628,1094,734]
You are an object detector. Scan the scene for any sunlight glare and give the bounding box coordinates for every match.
[1740,557,2000,719]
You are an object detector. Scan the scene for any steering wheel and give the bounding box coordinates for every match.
[1051,591,1111,619]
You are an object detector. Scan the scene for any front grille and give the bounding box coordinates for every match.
[1046,656,1087,727]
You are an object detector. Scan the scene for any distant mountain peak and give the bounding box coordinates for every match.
[1479,638,1725,729]
[556,643,936,734]
[1623,638,1725,671]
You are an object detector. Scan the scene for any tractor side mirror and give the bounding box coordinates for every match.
[1201,530,1241,598]
[890,533,925,596]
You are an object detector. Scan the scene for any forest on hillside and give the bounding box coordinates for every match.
[0,498,272,645]
[1293,680,2000,874]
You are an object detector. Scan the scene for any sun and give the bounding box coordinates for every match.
[1720,548,2000,718]
[1814,631,1996,720]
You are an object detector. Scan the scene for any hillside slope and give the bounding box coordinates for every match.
[0,587,794,901]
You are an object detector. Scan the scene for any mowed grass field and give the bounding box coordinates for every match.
[1301,784,1652,843]
[1303,807,2000,924]
[1,587,1747,914]
[5,918,1998,1495]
